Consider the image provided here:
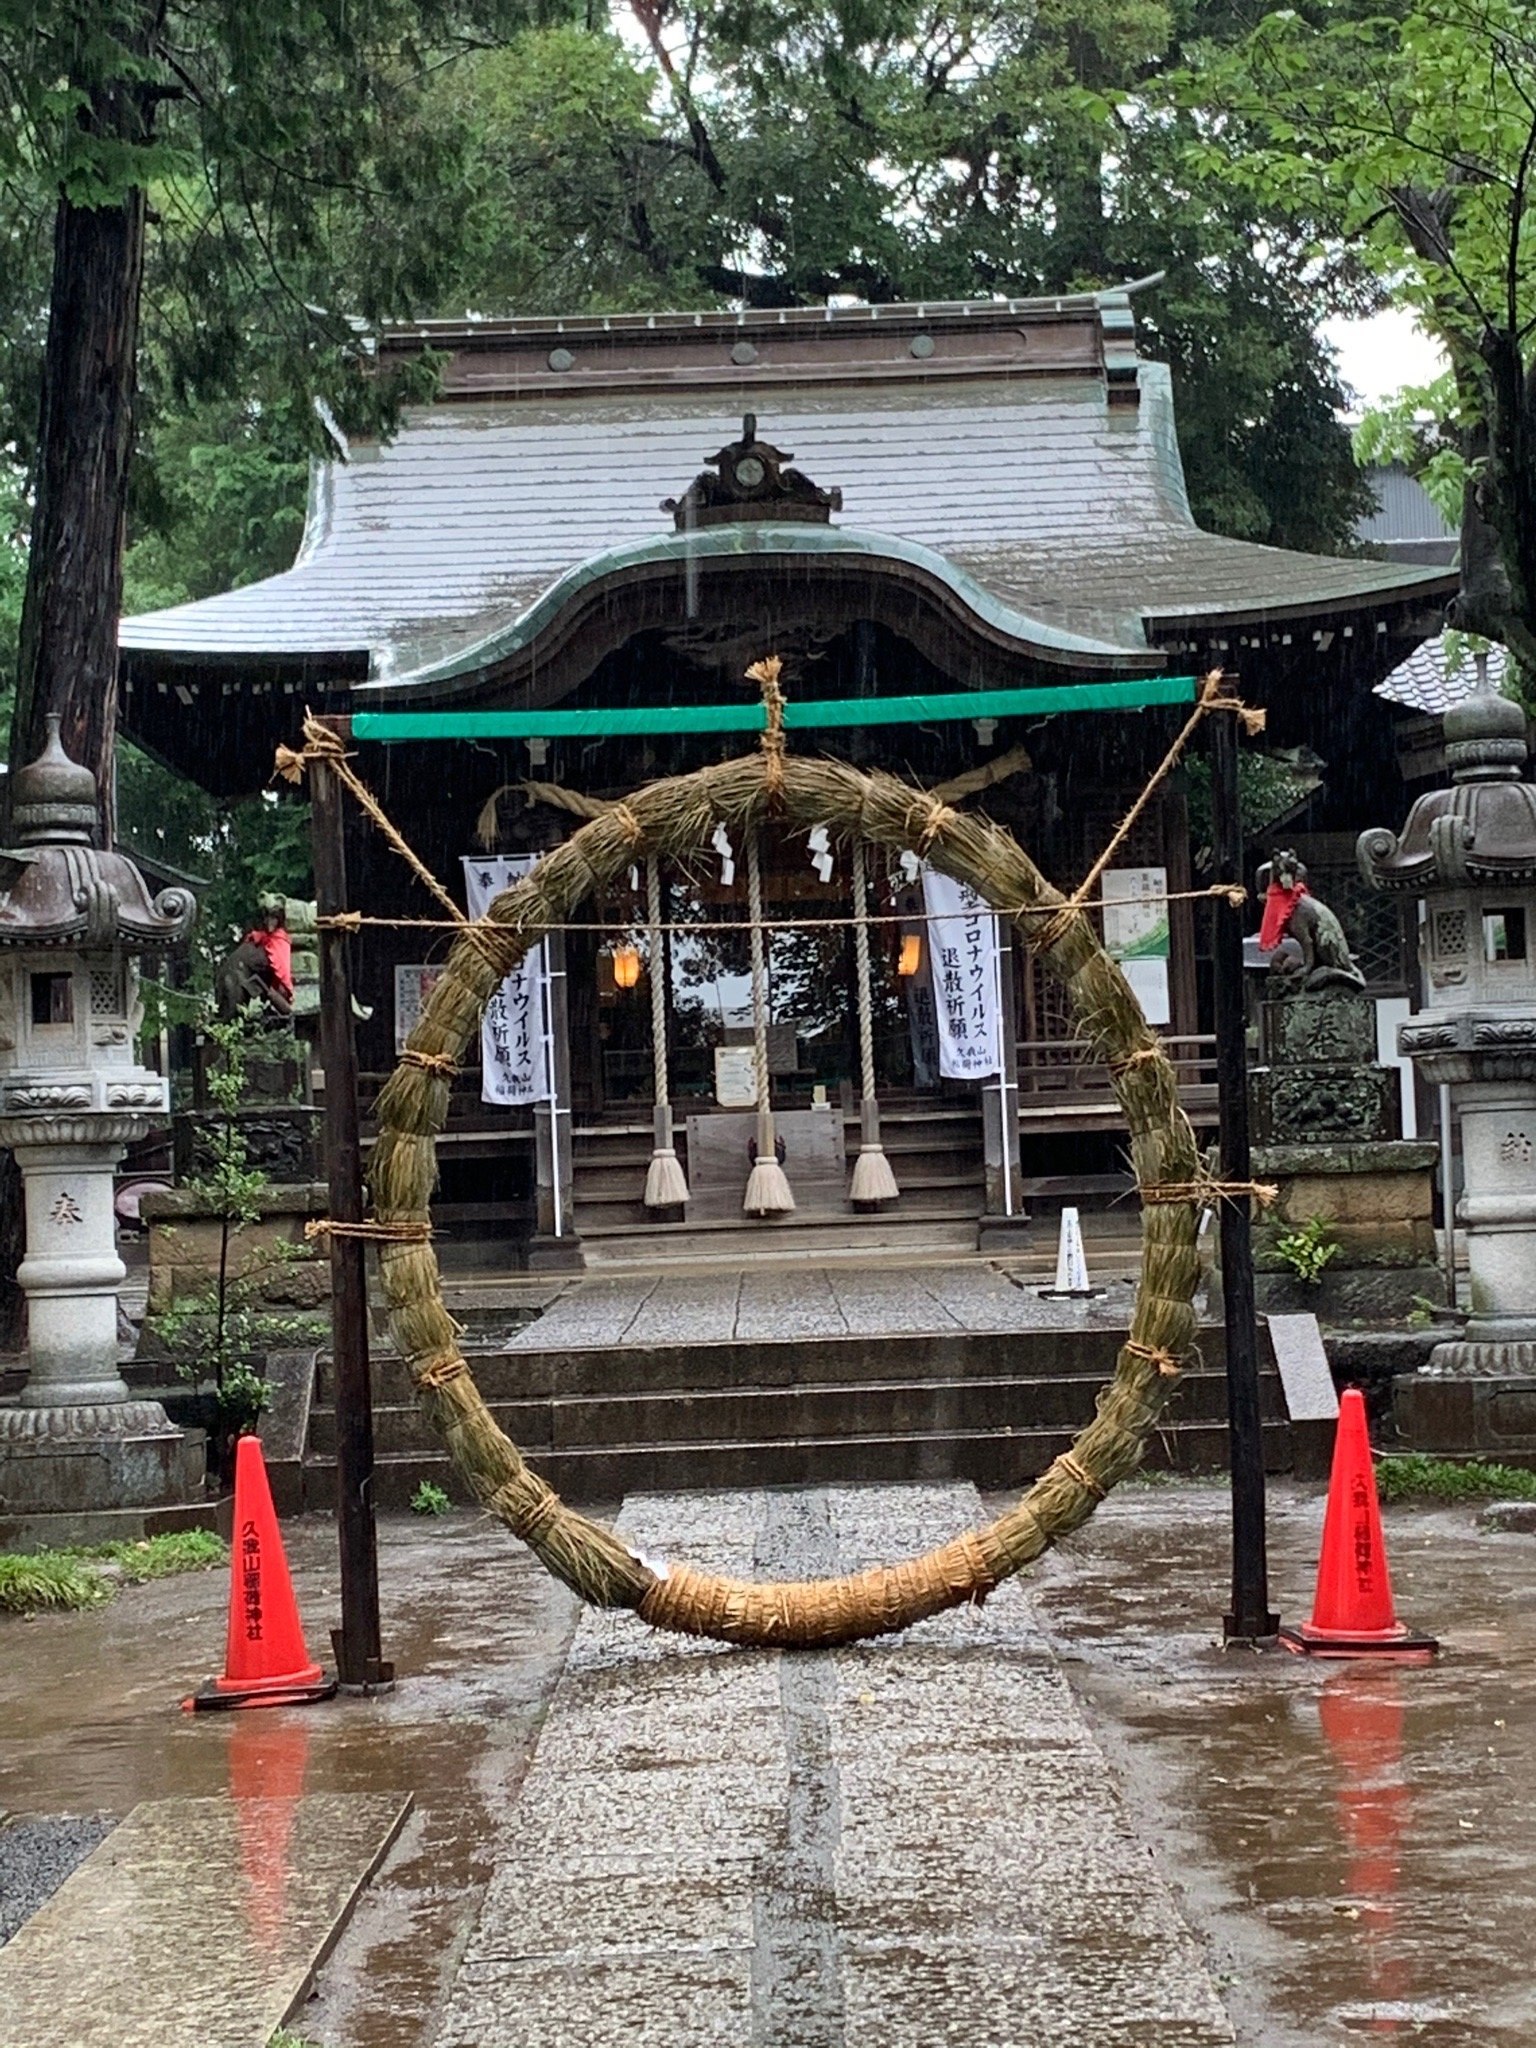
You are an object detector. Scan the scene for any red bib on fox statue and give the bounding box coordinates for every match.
[1259,878,1308,953]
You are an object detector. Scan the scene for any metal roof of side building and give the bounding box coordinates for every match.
[119,291,1454,704]
[1376,633,1509,718]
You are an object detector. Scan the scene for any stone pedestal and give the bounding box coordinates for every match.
[1249,992,1398,1148]
[0,1111,195,1522]
[1251,1140,1445,1320]
[1245,992,1442,1320]
[140,1180,330,1319]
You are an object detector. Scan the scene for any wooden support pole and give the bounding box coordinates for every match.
[310,746,394,1692]
[1209,703,1279,1645]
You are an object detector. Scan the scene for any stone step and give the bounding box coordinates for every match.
[575,1205,986,1252]
[320,1324,1179,1405]
[573,1160,983,1202]
[303,1416,1294,1509]
[573,1189,984,1234]
[308,1366,1274,1458]
[0,1794,410,2048]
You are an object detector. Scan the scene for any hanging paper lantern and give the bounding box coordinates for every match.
[897,932,923,978]
[611,943,642,990]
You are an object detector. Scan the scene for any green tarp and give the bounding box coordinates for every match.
[351,675,1196,743]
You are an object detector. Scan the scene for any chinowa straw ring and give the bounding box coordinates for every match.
[367,747,1206,1648]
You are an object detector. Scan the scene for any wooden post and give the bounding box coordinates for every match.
[310,742,394,1691]
[1209,704,1279,1644]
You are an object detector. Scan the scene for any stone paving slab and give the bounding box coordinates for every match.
[435,1484,1235,2047]
[732,1266,849,1342]
[506,1275,658,1350]
[621,1273,743,1347]
[0,1791,409,2048]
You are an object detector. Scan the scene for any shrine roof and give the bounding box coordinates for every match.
[119,292,1455,697]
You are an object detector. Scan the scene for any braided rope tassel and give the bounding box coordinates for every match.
[642,854,689,1209]
[743,832,794,1215]
[848,840,900,1204]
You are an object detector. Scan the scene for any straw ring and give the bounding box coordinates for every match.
[366,747,1204,1648]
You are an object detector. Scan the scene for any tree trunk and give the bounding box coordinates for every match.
[1476,330,1536,681]
[7,180,147,842]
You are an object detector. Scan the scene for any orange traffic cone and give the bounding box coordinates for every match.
[1280,1390,1438,1663]
[184,1434,335,1710]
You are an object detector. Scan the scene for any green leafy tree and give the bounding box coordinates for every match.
[1184,0,1536,676]
[0,0,567,821]
[440,0,1372,550]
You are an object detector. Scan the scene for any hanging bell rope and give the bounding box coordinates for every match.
[743,832,795,1215]
[642,854,689,1210]
[848,839,900,1205]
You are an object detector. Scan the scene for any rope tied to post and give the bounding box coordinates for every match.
[306,1217,436,1245]
[747,655,788,806]
[1025,672,1263,958]
[277,712,469,930]
[1137,1178,1278,1210]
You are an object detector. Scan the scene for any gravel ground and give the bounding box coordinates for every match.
[0,1815,115,1946]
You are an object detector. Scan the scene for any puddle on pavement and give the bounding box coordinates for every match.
[1024,1479,1536,2047]
[0,1511,583,2048]
[6,1483,1534,2045]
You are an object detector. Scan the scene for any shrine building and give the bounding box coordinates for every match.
[118,291,1456,1266]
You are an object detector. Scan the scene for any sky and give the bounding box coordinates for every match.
[1319,307,1448,412]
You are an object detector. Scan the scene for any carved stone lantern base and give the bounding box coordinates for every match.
[0,1401,204,1519]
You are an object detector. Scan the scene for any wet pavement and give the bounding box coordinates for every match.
[0,1792,408,2048]
[435,1484,1233,2048]
[0,1480,1531,2044]
[0,1513,585,2048]
[1024,1480,1536,2046]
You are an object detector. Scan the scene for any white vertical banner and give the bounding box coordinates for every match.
[921,869,1002,1080]
[461,855,549,1106]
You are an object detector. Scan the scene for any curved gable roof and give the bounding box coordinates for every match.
[120,295,1454,700]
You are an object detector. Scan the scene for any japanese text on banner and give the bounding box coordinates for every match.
[920,869,1002,1080]
[461,856,550,1106]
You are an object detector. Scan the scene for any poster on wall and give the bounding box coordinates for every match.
[1103,867,1171,1027]
[393,964,447,1054]
[920,869,1002,1080]
[461,855,549,1106]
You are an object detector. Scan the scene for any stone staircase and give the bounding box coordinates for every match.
[570,1102,987,1266]
[302,1316,1307,1511]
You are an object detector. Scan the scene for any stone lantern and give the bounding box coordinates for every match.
[1358,682,1536,1449]
[0,719,199,1527]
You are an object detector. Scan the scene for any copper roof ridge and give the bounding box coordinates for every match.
[375,285,1156,350]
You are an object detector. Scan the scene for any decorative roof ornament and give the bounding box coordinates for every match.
[0,717,197,949]
[1358,674,1536,892]
[662,414,843,530]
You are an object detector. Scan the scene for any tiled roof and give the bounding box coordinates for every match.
[120,310,1455,688]
[1376,634,1508,716]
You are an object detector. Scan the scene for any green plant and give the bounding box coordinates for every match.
[1376,1455,1536,1504]
[1406,1293,1446,1329]
[0,1532,228,1615]
[77,1531,230,1580]
[0,1552,110,1614]
[410,1480,453,1517]
[144,1000,323,1464]
[1275,1215,1341,1287]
